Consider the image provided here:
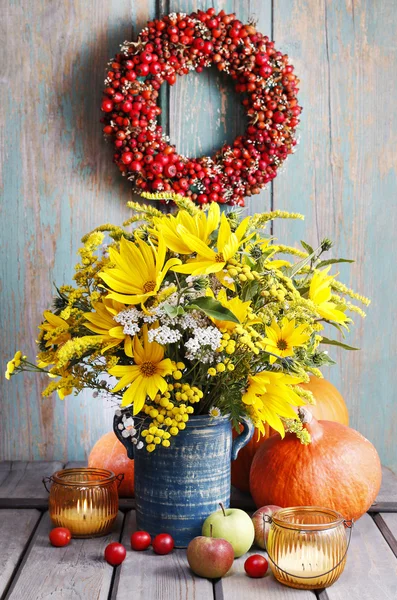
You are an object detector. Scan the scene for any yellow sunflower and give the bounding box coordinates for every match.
[242,370,305,437]
[263,318,311,364]
[209,289,259,332]
[109,325,173,414]
[153,201,220,254]
[99,235,181,308]
[172,212,252,289]
[38,311,71,348]
[84,298,133,357]
[309,268,349,325]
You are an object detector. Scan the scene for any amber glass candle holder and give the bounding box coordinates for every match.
[264,506,353,590]
[43,468,122,538]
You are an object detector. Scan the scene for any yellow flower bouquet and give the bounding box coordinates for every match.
[6,198,369,451]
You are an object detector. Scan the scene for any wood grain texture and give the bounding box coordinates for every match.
[0,509,41,598]
[6,511,124,600]
[0,460,63,498]
[113,510,213,600]
[0,0,396,470]
[272,0,397,471]
[0,0,156,462]
[323,514,397,600]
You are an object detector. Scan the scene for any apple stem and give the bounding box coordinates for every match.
[219,502,227,517]
[210,523,213,538]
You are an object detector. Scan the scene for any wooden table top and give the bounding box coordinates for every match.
[0,461,396,600]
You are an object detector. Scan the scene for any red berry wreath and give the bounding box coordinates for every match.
[101,8,301,207]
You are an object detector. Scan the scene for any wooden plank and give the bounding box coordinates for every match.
[168,0,272,216]
[272,0,397,473]
[112,510,213,600]
[377,513,397,558]
[215,548,315,600]
[0,461,63,498]
[320,514,397,600]
[6,511,124,600]
[0,509,41,598]
[374,467,397,503]
[0,0,156,463]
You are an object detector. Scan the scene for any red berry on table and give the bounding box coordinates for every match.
[49,527,71,547]
[140,51,153,63]
[104,542,127,566]
[101,99,114,112]
[152,533,174,555]
[244,554,268,578]
[131,530,151,551]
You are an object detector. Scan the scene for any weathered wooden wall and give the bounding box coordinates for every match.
[1,0,396,469]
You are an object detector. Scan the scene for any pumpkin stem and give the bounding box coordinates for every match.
[298,407,314,424]
[210,523,213,538]
[219,502,227,517]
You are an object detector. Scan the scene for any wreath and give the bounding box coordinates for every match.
[101,8,301,207]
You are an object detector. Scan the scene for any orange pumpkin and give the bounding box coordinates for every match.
[250,409,382,521]
[231,376,349,492]
[88,432,134,497]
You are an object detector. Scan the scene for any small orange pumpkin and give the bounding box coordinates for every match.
[88,432,134,497]
[250,409,382,521]
[231,376,349,492]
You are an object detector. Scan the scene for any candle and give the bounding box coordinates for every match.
[267,506,350,590]
[46,468,119,538]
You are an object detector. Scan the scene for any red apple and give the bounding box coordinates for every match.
[187,535,234,579]
[252,505,282,549]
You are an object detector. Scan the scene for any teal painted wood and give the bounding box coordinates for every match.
[114,413,254,547]
[0,0,396,472]
[272,0,397,472]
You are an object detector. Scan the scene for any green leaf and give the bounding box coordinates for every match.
[316,258,354,268]
[289,248,318,277]
[187,297,240,324]
[326,321,347,338]
[301,240,314,255]
[320,337,359,351]
[162,303,185,318]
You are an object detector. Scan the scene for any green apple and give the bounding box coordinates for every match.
[202,503,255,558]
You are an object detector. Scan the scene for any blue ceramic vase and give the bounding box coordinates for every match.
[114,412,253,547]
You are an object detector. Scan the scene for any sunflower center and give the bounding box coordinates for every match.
[143,280,156,293]
[215,252,225,263]
[277,339,288,351]
[140,361,157,377]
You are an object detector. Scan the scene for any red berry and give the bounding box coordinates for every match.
[130,161,143,172]
[131,530,151,551]
[197,194,208,204]
[203,41,214,55]
[125,71,137,81]
[140,51,153,63]
[121,101,132,113]
[193,38,205,50]
[152,533,174,555]
[121,152,133,165]
[136,63,150,77]
[273,111,286,124]
[101,99,114,112]
[164,164,177,177]
[49,527,71,547]
[244,554,268,578]
[104,542,126,566]
[255,53,268,65]
[150,62,161,75]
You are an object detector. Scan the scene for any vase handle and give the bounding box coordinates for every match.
[231,417,254,461]
[113,411,135,459]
